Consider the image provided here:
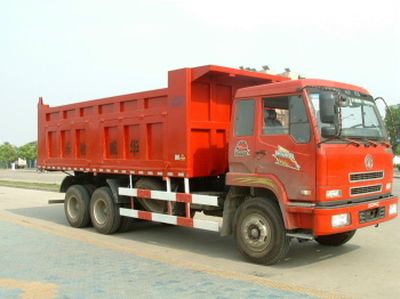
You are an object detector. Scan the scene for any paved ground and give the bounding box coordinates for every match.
[0,171,399,298]
[0,217,311,299]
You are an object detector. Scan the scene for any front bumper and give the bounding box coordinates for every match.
[286,195,398,236]
[313,195,398,235]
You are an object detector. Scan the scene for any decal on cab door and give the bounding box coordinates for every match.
[234,140,251,157]
[272,146,300,171]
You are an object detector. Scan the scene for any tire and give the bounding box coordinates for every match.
[84,184,96,196]
[135,178,166,213]
[83,184,96,227]
[64,185,91,228]
[234,197,290,265]
[315,230,356,246]
[90,187,121,234]
[118,203,136,233]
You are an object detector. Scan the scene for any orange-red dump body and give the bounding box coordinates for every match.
[37,65,288,177]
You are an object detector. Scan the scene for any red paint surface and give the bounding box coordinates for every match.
[138,210,152,221]
[137,189,151,199]
[177,216,193,227]
[176,193,192,203]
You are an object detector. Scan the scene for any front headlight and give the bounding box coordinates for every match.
[389,203,398,216]
[332,213,351,228]
[326,189,342,199]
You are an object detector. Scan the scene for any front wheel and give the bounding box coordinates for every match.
[315,230,356,246]
[90,187,121,234]
[234,197,290,265]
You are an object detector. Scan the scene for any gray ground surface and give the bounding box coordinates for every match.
[0,170,399,298]
[0,169,67,184]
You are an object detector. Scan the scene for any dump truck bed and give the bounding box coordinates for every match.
[37,65,287,178]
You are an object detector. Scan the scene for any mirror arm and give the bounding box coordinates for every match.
[334,105,342,137]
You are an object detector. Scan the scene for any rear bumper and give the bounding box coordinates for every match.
[313,196,398,235]
[286,195,398,236]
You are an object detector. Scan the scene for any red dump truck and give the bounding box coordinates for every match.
[38,65,398,264]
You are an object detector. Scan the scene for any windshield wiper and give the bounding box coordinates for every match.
[318,136,363,147]
[367,139,391,148]
[362,138,379,147]
[319,136,391,148]
[359,137,391,148]
[343,137,364,147]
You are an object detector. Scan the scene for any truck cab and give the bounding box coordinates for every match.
[226,79,398,264]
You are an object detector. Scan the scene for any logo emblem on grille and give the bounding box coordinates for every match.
[364,154,373,170]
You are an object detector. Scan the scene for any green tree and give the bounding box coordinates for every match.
[0,142,18,168]
[17,141,37,161]
[384,105,400,154]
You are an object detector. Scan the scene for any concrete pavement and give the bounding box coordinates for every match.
[0,187,325,299]
[0,218,317,299]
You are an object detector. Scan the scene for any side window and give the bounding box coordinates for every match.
[289,95,311,143]
[262,96,289,135]
[234,99,255,136]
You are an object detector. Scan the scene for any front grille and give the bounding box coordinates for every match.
[359,207,385,224]
[349,171,384,182]
[350,185,382,196]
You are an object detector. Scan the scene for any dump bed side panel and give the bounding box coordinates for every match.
[38,88,182,175]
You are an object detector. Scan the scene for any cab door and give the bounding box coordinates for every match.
[255,94,316,201]
[229,98,257,174]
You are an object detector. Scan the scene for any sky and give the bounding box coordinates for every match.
[0,0,399,146]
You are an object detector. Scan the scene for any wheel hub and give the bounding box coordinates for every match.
[93,199,108,225]
[250,226,261,239]
[67,196,79,220]
[241,213,271,251]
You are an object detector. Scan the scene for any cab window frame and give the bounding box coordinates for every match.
[261,94,312,144]
[234,98,256,137]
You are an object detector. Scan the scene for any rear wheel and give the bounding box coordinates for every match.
[234,197,289,265]
[64,185,91,228]
[315,230,356,246]
[90,187,121,234]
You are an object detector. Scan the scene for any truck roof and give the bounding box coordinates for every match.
[236,78,370,98]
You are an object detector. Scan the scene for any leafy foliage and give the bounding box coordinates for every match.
[0,141,37,168]
[385,106,400,153]
[0,142,17,167]
[17,141,37,161]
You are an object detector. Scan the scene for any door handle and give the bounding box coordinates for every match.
[255,150,266,155]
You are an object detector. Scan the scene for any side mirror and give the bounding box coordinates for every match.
[319,91,337,124]
[321,126,337,138]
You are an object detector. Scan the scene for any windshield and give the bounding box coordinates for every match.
[307,87,387,140]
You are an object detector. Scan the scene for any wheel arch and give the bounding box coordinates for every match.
[60,175,77,193]
[105,178,129,204]
[224,173,294,232]
[60,172,98,193]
